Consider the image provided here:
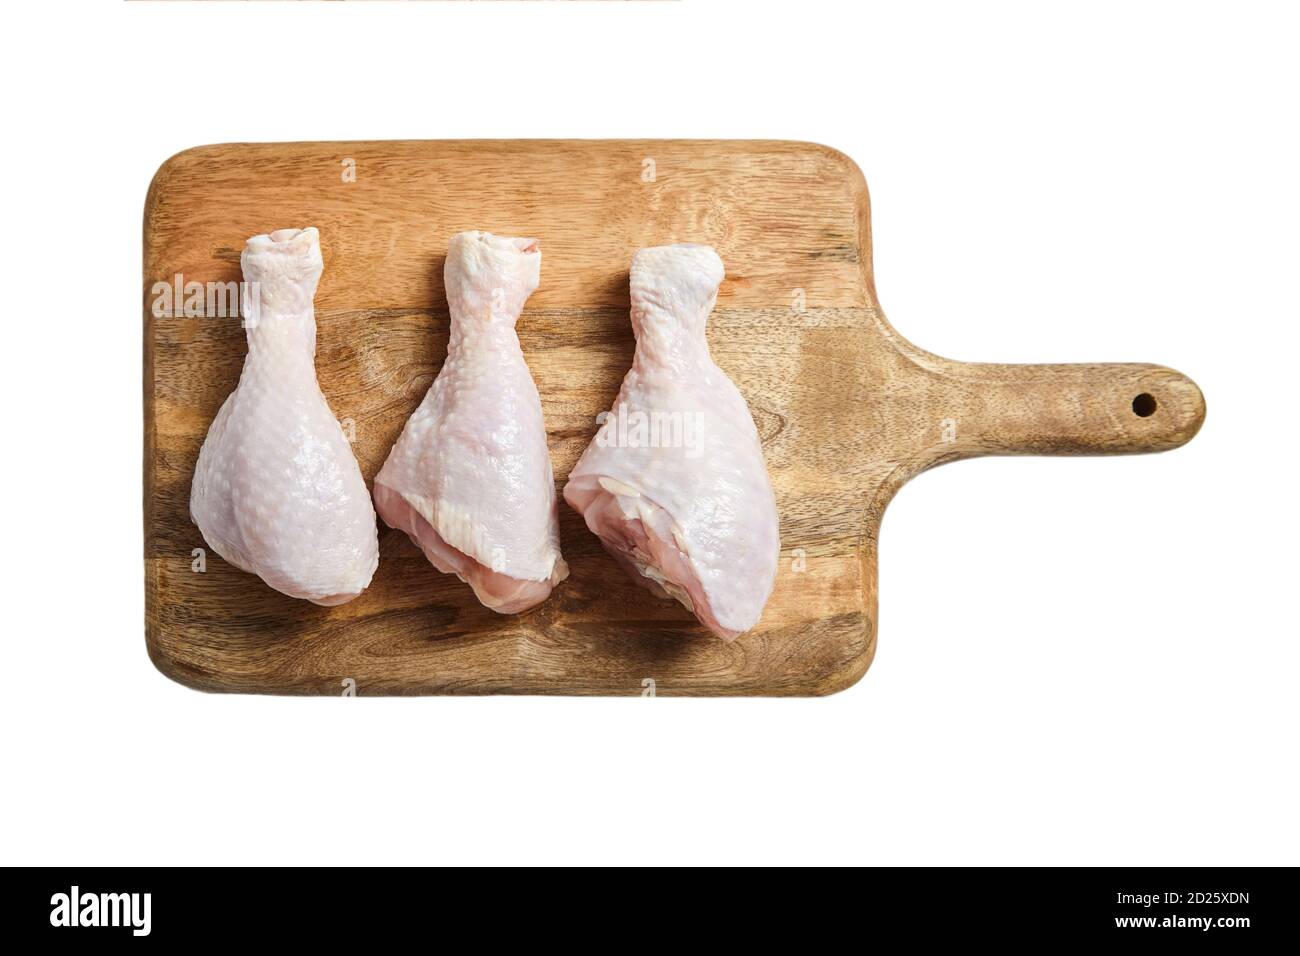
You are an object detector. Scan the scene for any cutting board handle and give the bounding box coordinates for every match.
[939,360,1205,457]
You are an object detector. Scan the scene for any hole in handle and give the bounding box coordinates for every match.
[1132,393,1158,417]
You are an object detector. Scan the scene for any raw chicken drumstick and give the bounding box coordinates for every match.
[564,244,780,640]
[373,231,568,613]
[190,227,379,605]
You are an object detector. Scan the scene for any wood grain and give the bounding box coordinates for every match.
[143,140,1205,696]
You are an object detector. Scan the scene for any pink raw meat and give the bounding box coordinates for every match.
[190,227,379,605]
[374,232,568,613]
[564,244,780,640]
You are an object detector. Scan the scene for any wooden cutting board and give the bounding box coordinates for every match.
[143,139,1205,696]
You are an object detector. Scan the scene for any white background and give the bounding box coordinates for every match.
[0,0,1295,865]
